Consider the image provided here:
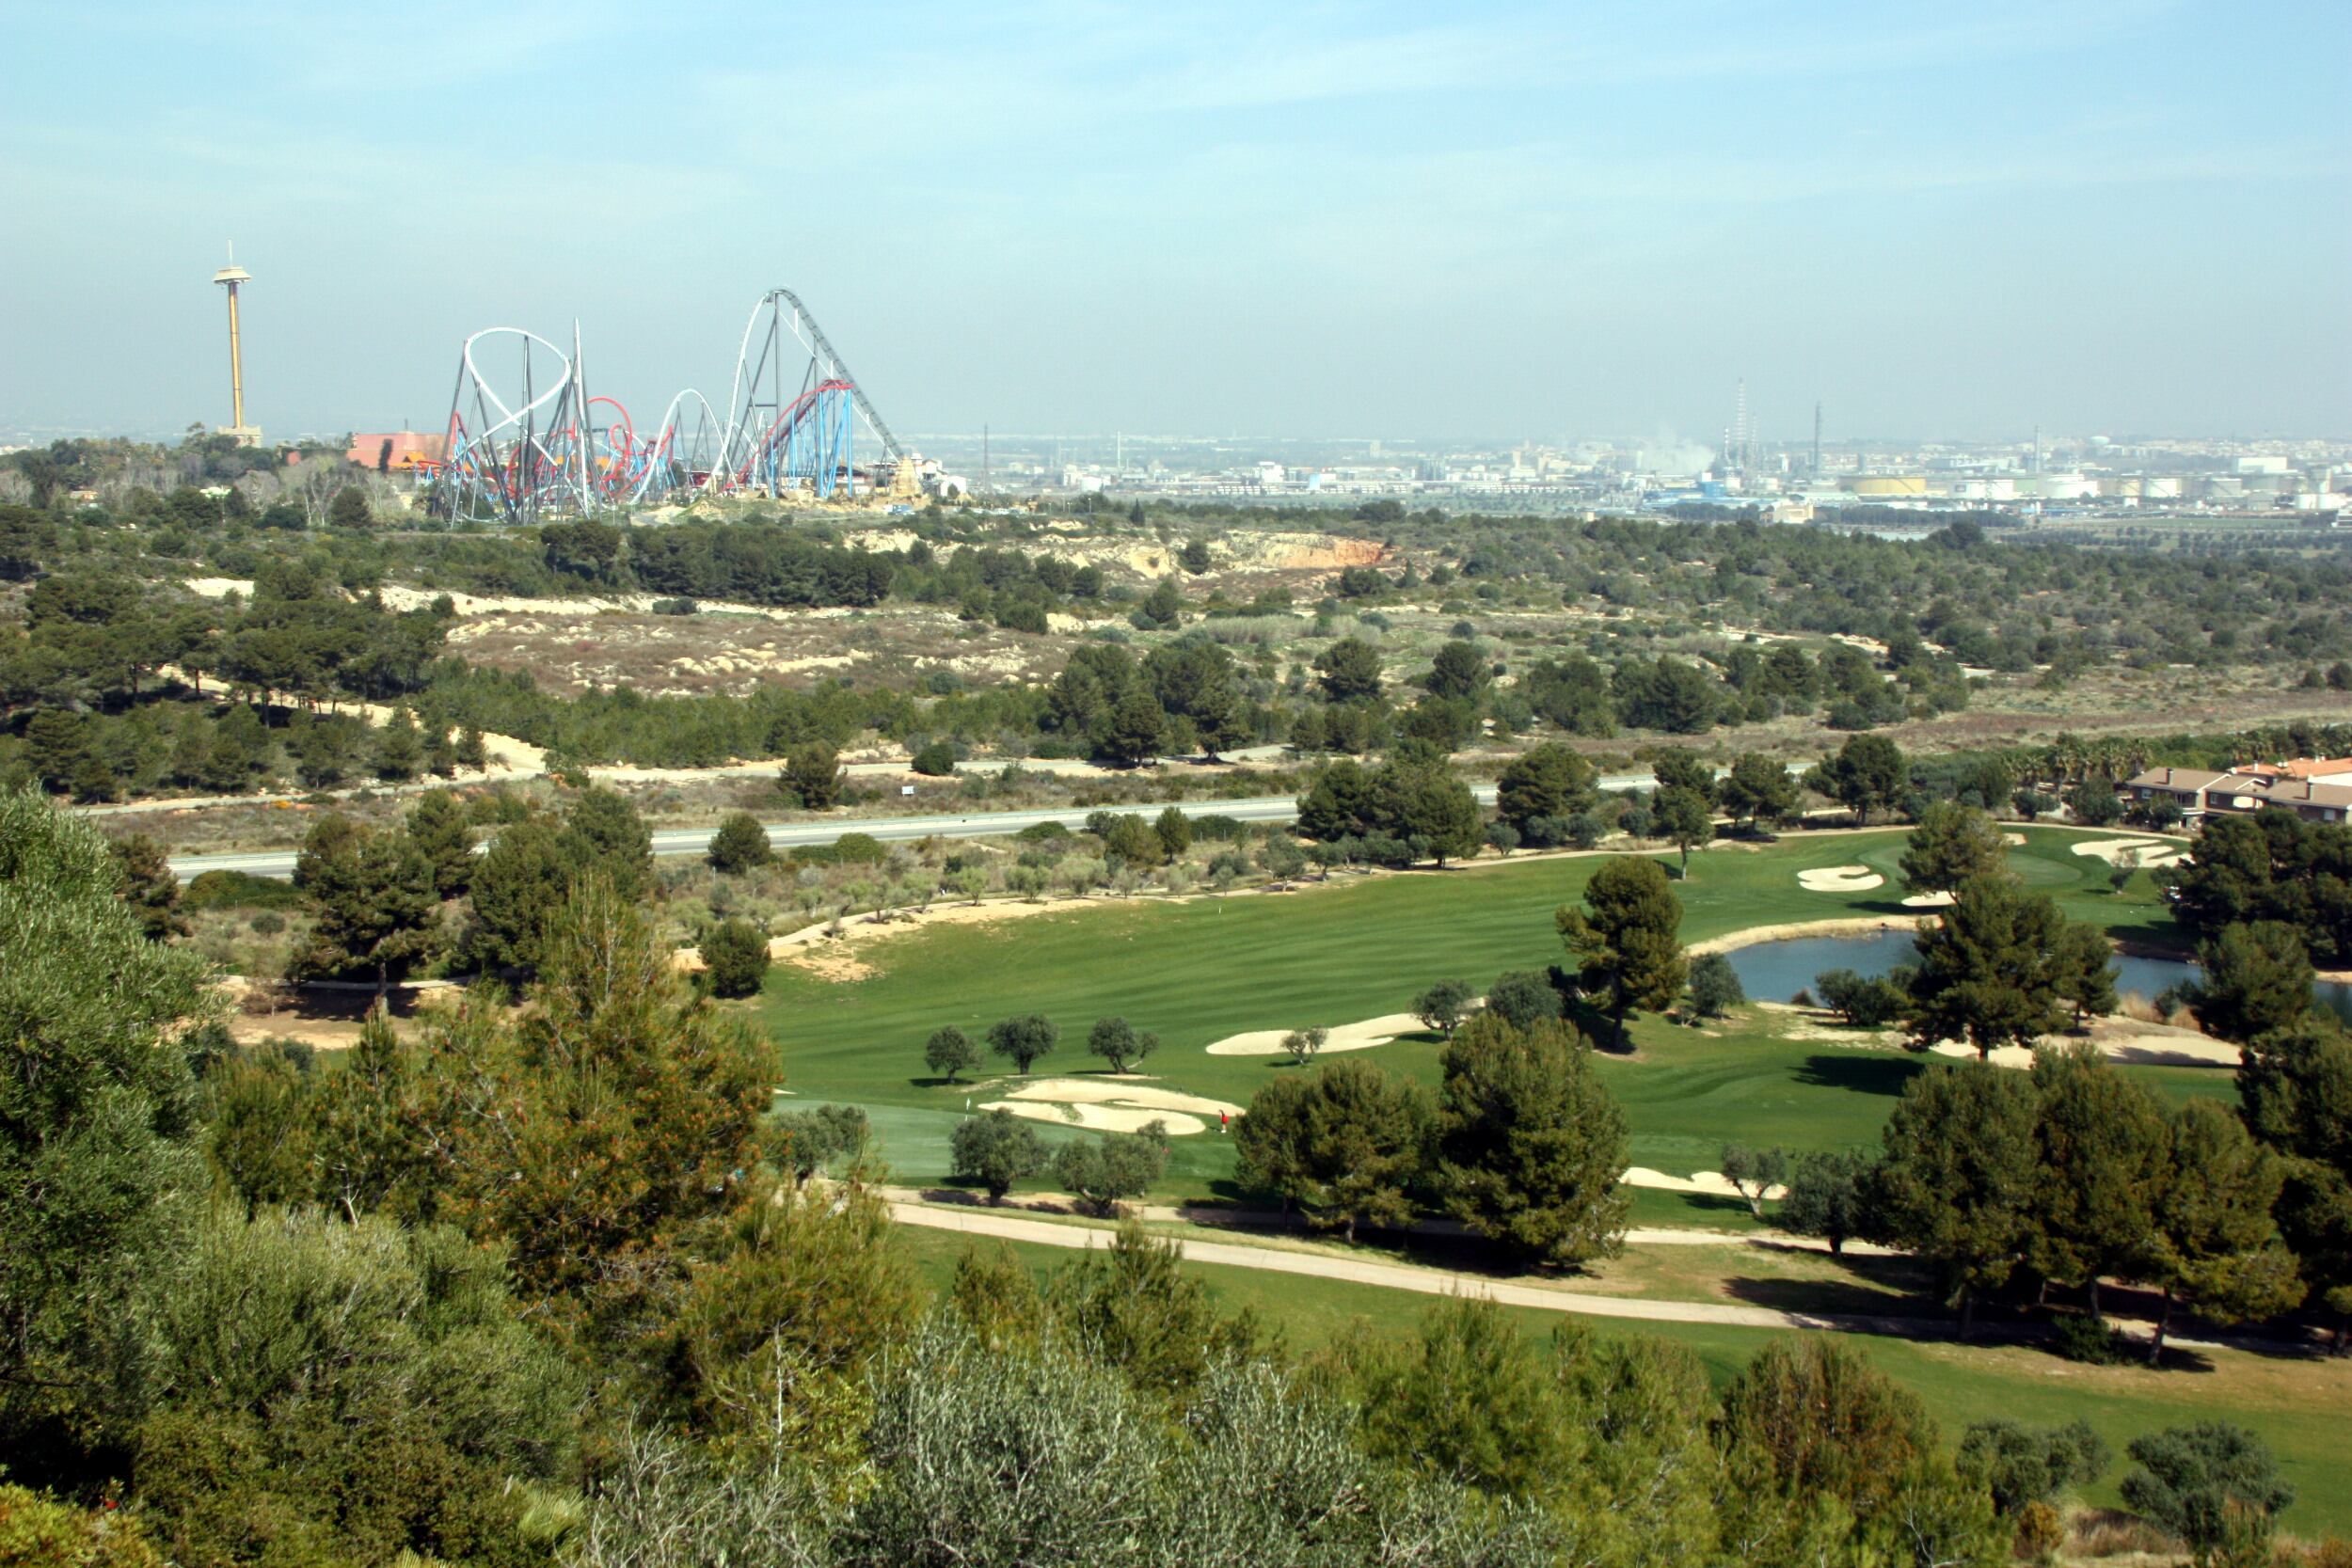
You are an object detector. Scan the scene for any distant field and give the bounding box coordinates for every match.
[892,1223,2352,1536]
[756,826,2201,1200]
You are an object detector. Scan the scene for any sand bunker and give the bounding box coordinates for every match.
[1929,1037,2238,1071]
[2003,832,2026,846]
[1205,1012,1429,1056]
[1796,865,1883,893]
[979,1077,1245,1137]
[987,1102,1211,1135]
[2071,837,2184,869]
[1623,1166,1788,1202]
[1900,891,1957,909]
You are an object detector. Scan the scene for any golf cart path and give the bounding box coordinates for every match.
[890,1200,1957,1338]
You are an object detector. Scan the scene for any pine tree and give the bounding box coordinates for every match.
[1437,1014,1629,1266]
[404,788,476,898]
[1556,855,1687,1036]
[2233,1021,2352,1346]
[2137,1100,2302,1364]
[1875,1063,2040,1333]
[1899,800,2009,895]
[707,810,774,875]
[291,814,440,995]
[2026,1044,2169,1320]
[373,706,425,783]
[108,832,189,939]
[782,741,843,808]
[1903,875,2072,1057]
[0,789,214,1449]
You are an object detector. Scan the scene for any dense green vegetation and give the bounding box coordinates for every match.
[7,435,2350,1560]
[32,788,2316,1566]
[8,455,2352,793]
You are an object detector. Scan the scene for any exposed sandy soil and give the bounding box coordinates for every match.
[445,603,1069,699]
[1929,1013,2242,1070]
[1796,865,1883,893]
[216,976,453,1052]
[977,1076,1245,1137]
[778,946,880,983]
[1623,1166,1787,1202]
[1204,1011,1429,1056]
[2071,836,2187,868]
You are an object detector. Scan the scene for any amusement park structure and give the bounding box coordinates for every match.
[429,289,922,525]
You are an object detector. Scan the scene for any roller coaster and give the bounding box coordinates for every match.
[428,290,905,525]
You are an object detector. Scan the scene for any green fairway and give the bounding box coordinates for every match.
[758,827,2211,1201]
[891,1223,2352,1535]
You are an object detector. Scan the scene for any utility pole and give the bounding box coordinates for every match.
[1812,401,1823,479]
[981,424,991,494]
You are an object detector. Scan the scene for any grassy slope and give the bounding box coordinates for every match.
[893,1224,2352,1535]
[757,826,2206,1198]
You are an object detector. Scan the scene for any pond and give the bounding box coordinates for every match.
[1721,929,2352,1027]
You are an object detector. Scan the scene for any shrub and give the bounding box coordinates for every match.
[1815,967,1907,1025]
[184,869,304,911]
[831,832,888,864]
[2049,1313,2131,1366]
[911,741,958,776]
[1686,952,1743,1020]
[1484,970,1561,1031]
[1052,1126,1169,1215]
[707,811,773,874]
[949,1110,1045,1203]
[2122,1423,2295,1566]
[925,1025,980,1083]
[699,917,771,999]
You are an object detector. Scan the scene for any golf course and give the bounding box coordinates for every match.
[757,824,2218,1204]
[751,822,2352,1532]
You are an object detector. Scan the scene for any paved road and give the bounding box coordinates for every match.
[167,781,1606,880]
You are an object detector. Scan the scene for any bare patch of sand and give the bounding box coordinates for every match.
[780,946,878,983]
[1900,891,1957,909]
[985,1102,1211,1135]
[1624,1166,1786,1202]
[1797,865,1883,893]
[2071,836,2185,868]
[1926,1014,2241,1071]
[979,1077,1244,1137]
[1204,1011,1429,1056]
[997,1078,1244,1117]
[770,896,1089,956]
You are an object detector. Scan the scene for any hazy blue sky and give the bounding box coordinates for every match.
[2,0,2345,444]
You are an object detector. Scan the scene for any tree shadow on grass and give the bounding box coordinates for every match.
[1652,1190,1756,1222]
[1794,1052,1925,1097]
[1718,1275,1947,1320]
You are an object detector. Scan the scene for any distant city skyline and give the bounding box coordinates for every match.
[1,0,2345,443]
